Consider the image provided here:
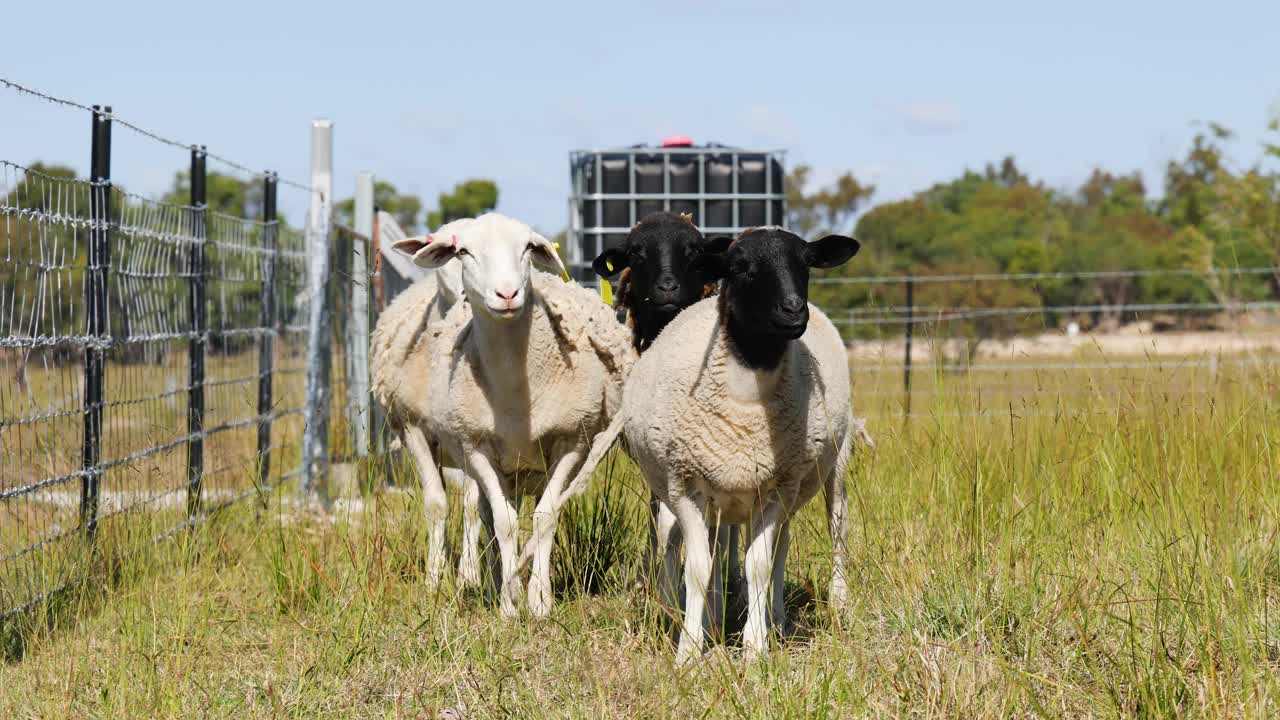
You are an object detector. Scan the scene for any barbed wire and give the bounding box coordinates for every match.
[0,76,316,195]
[828,300,1280,325]
[814,265,1280,286]
[849,356,1279,373]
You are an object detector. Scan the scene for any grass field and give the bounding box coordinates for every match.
[2,349,1279,718]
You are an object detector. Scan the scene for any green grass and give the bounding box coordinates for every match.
[1,355,1279,718]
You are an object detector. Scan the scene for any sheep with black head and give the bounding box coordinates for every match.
[593,211,727,351]
[589,211,742,629]
[555,227,863,662]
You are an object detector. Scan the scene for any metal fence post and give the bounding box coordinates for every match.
[300,119,334,503]
[81,105,112,536]
[257,172,278,494]
[186,146,208,517]
[349,172,373,457]
[903,276,914,421]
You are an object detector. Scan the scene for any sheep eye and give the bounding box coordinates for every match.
[456,248,471,258]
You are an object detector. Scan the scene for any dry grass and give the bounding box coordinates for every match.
[2,354,1279,718]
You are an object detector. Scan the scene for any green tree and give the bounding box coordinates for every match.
[1,163,91,371]
[426,179,498,229]
[163,170,264,219]
[785,165,875,237]
[1159,122,1279,304]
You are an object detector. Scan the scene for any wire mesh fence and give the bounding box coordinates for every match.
[0,89,378,627]
[816,267,1280,421]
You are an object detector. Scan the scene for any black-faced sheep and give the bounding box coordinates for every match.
[557,227,862,662]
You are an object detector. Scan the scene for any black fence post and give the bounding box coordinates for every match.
[81,105,111,536]
[186,146,207,517]
[256,172,278,495]
[903,276,914,421]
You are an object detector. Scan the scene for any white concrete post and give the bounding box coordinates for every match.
[299,119,334,502]
[349,172,374,457]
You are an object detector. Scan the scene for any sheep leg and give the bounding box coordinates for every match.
[403,425,448,592]
[744,499,784,659]
[825,429,854,611]
[465,449,522,619]
[770,519,791,634]
[457,472,483,589]
[673,494,711,666]
[654,498,683,617]
[706,516,731,641]
[726,524,744,602]
[528,449,583,618]
[440,464,479,587]
[643,495,662,587]
[476,485,500,604]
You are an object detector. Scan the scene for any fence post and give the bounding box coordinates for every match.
[349,172,374,457]
[186,146,208,517]
[903,275,914,421]
[81,105,111,536]
[300,119,334,503]
[256,172,278,495]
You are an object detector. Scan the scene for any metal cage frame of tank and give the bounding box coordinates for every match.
[566,146,787,282]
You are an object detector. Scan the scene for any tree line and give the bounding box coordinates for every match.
[798,119,1280,343]
[5,114,1277,365]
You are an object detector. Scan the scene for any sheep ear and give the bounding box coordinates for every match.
[527,232,567,276]
[697,235,733,255]
[806,235,860,269]
[392,235,431,257]
[397,234,457,268]
[689,251,728,280]
[592,248,628,278]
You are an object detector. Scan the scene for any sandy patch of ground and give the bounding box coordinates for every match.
[849,326,1280,364]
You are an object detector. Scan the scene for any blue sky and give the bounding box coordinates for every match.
[3,0,1277,233]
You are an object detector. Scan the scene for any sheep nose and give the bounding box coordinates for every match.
[781,296,805,314]
[655,275,678,293]
[495,288,519,301]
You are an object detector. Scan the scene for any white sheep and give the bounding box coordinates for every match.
[372,218,483,590]
[399,213,635,618]
[554,227,863,662]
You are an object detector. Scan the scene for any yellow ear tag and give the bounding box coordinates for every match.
[598,258,614,305]
[552,242,571,282]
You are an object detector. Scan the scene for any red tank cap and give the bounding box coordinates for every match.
[660,134,694,147]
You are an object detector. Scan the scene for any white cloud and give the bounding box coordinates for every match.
[881,100,965,134]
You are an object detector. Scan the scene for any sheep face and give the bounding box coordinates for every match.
[693,227,859,367]
[592,212,728,318]
[394,213,564,321]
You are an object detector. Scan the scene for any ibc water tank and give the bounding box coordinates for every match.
[569,143,786,281]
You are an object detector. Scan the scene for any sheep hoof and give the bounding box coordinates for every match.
[498,585,522,620]
[527,582,553,618]
[457,560,481,589]
[741,642,769,664]
[675,643,702,667]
